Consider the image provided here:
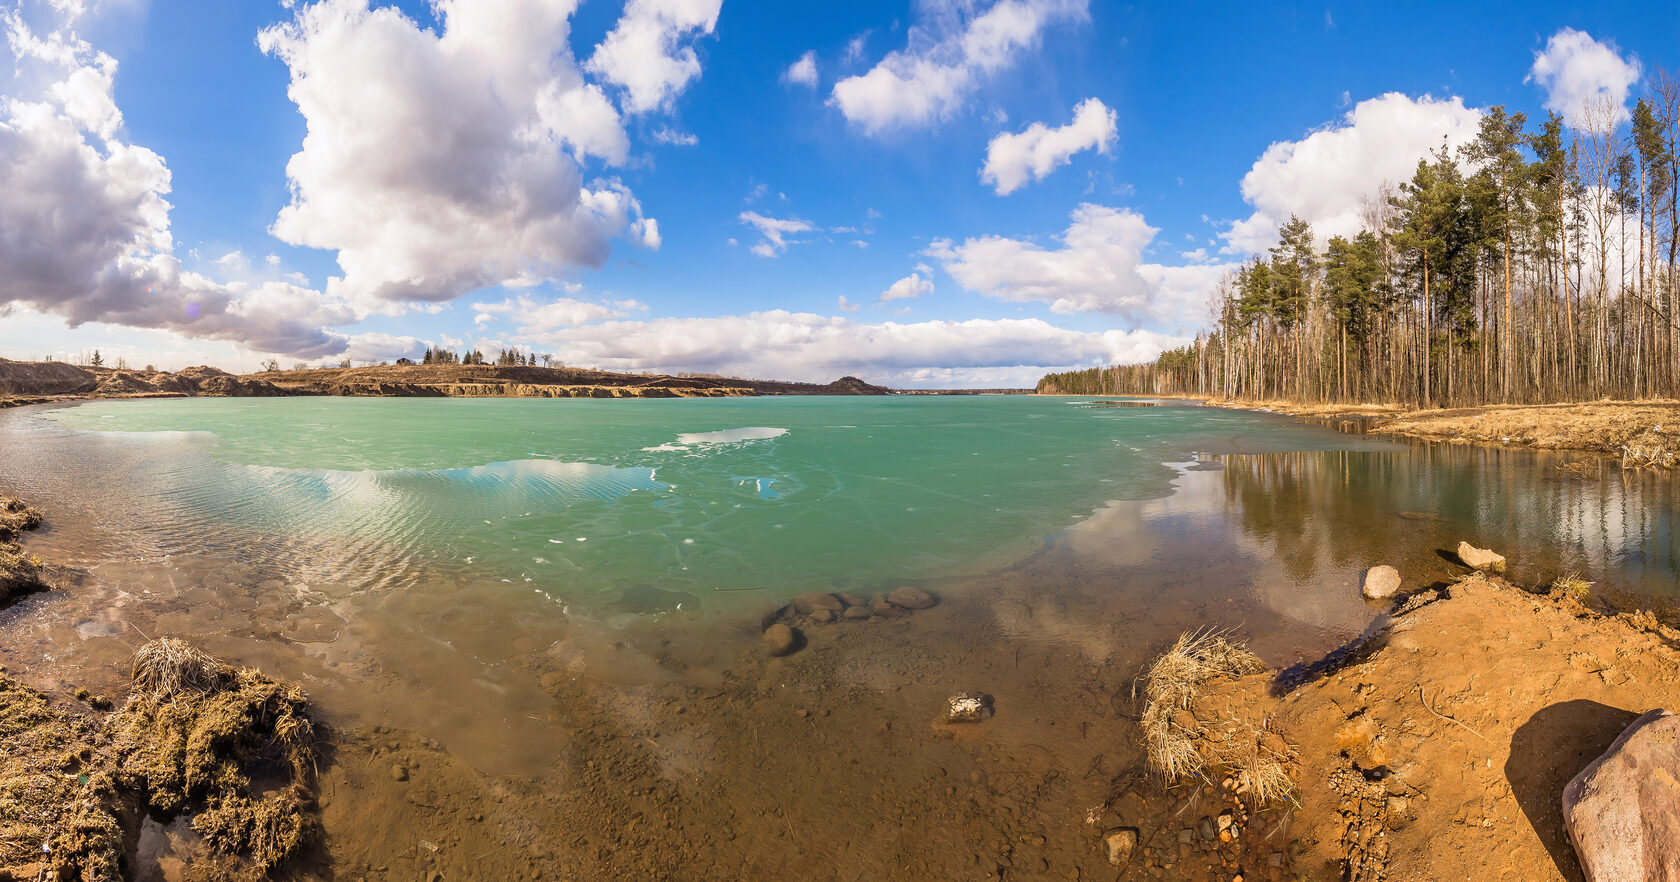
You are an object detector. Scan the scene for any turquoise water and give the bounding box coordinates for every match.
[27,396,1385,611]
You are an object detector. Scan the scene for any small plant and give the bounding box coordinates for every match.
[1551,570,1595,600]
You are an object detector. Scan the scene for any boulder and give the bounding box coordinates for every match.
[1563,708,1680,882]
[842,605,873,621]
[887,586,937,610]
[1456,541,1506,573]
[1362,565,1402,600]
[762,623,800,657]
[793,592,844,615]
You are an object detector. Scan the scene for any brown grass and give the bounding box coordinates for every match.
[1137,630,1295,805]
[1374,401,1680,463]
[0,674,124,880]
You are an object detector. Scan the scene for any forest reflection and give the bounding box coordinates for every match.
[1217,443,1680,602]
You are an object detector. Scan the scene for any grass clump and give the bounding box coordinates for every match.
[113,639,318,872]
[1138,629,1295,805]
[1551,571,1595,601]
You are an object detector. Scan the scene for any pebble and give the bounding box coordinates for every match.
[1102,828,1138,866]
[945,692,994,723]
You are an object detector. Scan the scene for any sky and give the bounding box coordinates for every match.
[0,0,1675,387]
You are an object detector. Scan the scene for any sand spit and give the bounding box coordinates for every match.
[0,358,893,405]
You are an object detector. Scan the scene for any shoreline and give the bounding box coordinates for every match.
[1106,392,1680,466]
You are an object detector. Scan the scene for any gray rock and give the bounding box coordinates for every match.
[794,592,844,615]
[1102,828,1138,866]
[1563,708,1680,881]
[1456,541,1506,573]
[762,623,800,656]
[887,586,937,609]
[1362,565,1402,600]
[944,692,994,723]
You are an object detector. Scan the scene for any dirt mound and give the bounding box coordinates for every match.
[194,374,290,397]
[113,638,318,873]
[0,635,321,880]
[0,358,96,396]
[1269,574,1680,880]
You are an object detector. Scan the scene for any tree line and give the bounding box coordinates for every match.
[420,346,554,367]
[1040,78,1680,406]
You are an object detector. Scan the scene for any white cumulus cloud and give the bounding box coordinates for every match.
[524,310,1185,387]
[783,50,818,87]
[1526,28,1641,129]
[472,293,644,335]
[738,211,816,257]
[830,0,1087,135]
[586,0,722,114]
[879,272,934,304]
[258,0,659,309]
[926,204,1234,329]
[1222,92,1482,255]
[981,96,1116,195]
[0,7,366,359]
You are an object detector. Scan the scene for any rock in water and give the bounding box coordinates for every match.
[945,692,994,723]
[1562,708,1680,881]
[887,586,937,609]
[1362,565,1401,600]
[762,623,800,657]
[1102,828,1138,866]
[793,592,844,615]
[1455,541,1506,573]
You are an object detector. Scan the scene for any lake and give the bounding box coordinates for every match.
[1,396,1675,878]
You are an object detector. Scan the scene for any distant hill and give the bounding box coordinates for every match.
[0,358,893,403]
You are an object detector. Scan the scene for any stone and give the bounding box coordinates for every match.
[762,623,800,657]
[1455,541,1506,573]
[1562,708,1680,881]
[836,592,868,607]
[808,608,835,624]
[887,586,937,610]
[944,692,994,723]
[1362,565,1401,600]
[390,764,408,782]
[872,598,909,619]
[1102,828,1138,866]
[842,605,873,621]
[793,592,844,615]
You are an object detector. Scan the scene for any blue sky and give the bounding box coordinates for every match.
[0,0,1674,386]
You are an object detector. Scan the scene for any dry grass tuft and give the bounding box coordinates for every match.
[130,637,229,699]
[1137,630,1294,805]
[0,674,124,880]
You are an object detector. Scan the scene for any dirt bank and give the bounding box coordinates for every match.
[1159,572,1680,881]
[1371,401,1680,466]
[0,358,894,405]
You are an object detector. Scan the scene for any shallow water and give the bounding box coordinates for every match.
[2,397,1678,877]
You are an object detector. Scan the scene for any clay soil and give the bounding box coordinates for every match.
[1181,573,1680,881]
